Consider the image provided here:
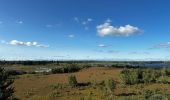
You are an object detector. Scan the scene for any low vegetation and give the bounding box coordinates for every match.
[68,74,78,87]
[120,68,170,85]
[2,61,170,99]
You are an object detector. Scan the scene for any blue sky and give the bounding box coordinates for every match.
[0,0,170,60]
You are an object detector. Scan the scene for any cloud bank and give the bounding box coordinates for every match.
[8,40,49,48]
[151,42,170,49]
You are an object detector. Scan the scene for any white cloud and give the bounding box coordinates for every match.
[68,34,75,38]
[96,22,142,37]
[87,18,93,22]
[98,44,106,47]
[82,18,93,25]
[74,17,93,30]
[152,42,170,49]
[159,42,170,48]
[8,40,49,48]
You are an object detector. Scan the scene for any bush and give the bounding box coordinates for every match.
[161,67,170,76]
[156,76,169,84]
[0,67,14,99]
[68,75,77,87]
[120,68,131,85]
[104,79,116,93]
[143,89,154,99]
[142,69,157,83]
[120,68,139,85]
[129,71,139,84]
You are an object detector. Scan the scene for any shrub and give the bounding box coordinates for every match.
[129,71,139,84]
[156,76,169,84]
[68,75,77,87]
[104,79,116,93]
[161,67,170,76]
[120,68,140,85]
[120,68,131,85]
[0,67,14,99]
[143,89,154,99]
[142,69,156,83]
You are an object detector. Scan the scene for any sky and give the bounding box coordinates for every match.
[0,0,170,61]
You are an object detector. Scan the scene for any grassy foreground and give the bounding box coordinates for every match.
[12,67,170,100]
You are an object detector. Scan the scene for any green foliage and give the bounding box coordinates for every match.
[120,68,166,85]
[161,67,170,76]
[51,64,82,74]
[143,69,158,83]
[120,68,139,85]
[129,71,139,84]
[143,89,154,99]
[104,79,116,93]
[143,89,170,100]
[0,67,14,100]
[49,91,61,98]
[120,68,131,85]
[156,76,169,84]
[68,75,77,87]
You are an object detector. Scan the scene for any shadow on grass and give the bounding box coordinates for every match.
[116,92,137,96]
[77,82,91,87]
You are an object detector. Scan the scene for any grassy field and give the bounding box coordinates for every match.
[12,66,170,100]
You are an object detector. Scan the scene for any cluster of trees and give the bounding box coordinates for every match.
[51,64,82,74]
[0,67,14,99]
[0,60,56,66]
[120,68,170,85]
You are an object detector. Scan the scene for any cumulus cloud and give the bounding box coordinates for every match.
[96,22,142,37]
[8,40,49,48]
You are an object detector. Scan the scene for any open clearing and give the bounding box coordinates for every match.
[13,67,170,100]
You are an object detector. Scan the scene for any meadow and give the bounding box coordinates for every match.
[1,61,170,100]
